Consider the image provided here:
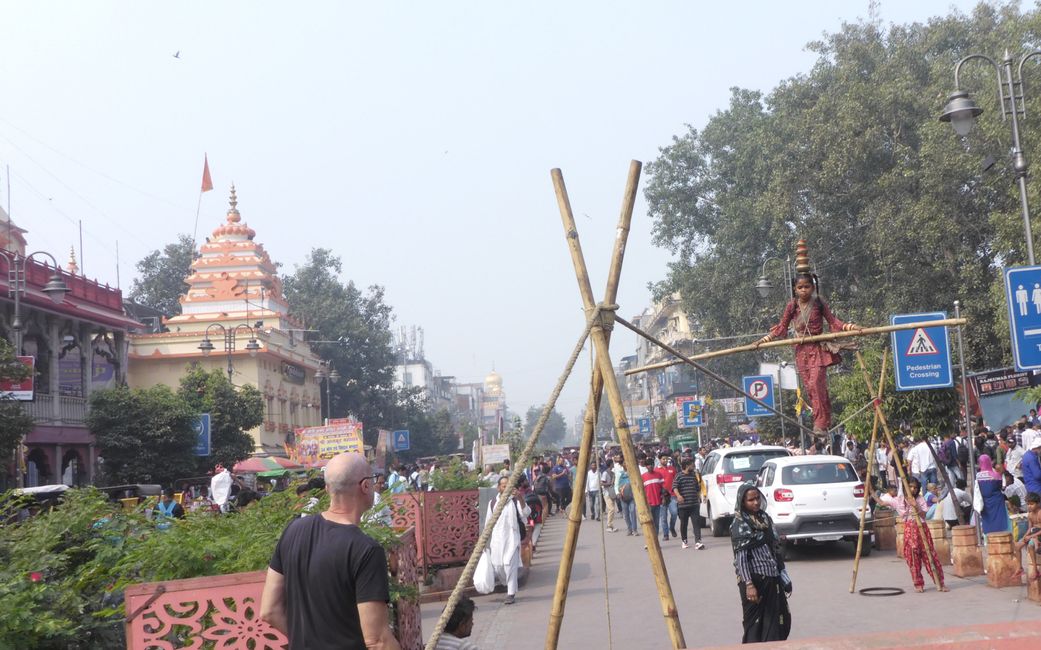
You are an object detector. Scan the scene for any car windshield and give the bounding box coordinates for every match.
[781,462,858,485]
[722,450,788,477]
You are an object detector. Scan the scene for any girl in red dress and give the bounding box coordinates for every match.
[756,271,859,438]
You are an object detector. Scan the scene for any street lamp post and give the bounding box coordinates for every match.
[940,50,1041,265]
[755,255,795,448]
[315,360,340,424]
[0,251,72,352]
[198,323,261,382]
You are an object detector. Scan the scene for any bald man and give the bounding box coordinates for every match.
[261,452,401,650]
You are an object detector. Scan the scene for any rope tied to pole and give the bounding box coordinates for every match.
[587,302,619,332]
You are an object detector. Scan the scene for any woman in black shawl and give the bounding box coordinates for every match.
[730,483,791,643]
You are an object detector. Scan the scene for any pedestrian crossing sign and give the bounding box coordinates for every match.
[905,328,939,356]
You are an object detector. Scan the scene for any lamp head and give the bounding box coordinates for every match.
[198,338,215,356]
[43,273,71,304]
[755,275,773,298]
[246,338,260,357]
[329,368,341,383]
[939,90,983,137]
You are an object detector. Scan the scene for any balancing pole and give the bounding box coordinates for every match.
[855,351,944,590]
[552,167,686,649]
[849,351,887,593]
[546,160,641,649]
[625,318,967,377]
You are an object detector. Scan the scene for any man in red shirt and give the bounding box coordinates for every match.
[657,452,679,541]
[640,456,665,537]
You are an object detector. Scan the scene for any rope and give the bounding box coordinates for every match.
[423,307,601,650]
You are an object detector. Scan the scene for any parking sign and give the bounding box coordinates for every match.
[742,375,775,417]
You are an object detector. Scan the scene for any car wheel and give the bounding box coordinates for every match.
[709,505,729,537]
[858,538,872,557]
[778,542,789,562]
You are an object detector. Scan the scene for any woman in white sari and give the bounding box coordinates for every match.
[486,476,530,604]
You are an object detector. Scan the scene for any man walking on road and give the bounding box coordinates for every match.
[673,459,705,549]
[658,452,679,541]
[586,462,602,520]
[641,457,665,537]
[550,457,572,513]
[261,452,400,650]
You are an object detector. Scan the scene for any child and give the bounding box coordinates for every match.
[757,241,860,438]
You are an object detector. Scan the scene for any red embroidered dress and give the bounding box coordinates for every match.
[767,299,848,432]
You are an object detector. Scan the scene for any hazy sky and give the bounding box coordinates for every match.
[3,1,982,428]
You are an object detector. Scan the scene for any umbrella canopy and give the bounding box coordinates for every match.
[233,456,304,473]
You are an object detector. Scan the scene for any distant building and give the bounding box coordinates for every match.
[127,187,323,455]
[631,293,700,421]
[1,209,139,487]
[392,325,454,412]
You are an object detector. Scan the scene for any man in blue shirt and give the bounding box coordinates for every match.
[1023,438,1041,496]
[550,457,572,512]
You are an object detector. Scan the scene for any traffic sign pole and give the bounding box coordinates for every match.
[954,301,978,509]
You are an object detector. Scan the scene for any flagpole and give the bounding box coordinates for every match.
[193,154,214,253]
[191,189,204,252]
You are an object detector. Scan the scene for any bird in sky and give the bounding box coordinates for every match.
[173,51,181,59]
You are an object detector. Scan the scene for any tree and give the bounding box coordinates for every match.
[177,364,263,473]
[524,405,567,446]
[282,248,400,444]
[87,385,197,486]
[643,5,1037,386]
[129,234,195,317]
[0,340,32,485]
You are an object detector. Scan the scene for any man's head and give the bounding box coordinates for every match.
[161,488,175,505]
[325,452,376,508]
[497,476,510,495]
[444,595,476,638]
[1027,492,1041,513]
[1032,437,1041,453]
[680,459,694,473]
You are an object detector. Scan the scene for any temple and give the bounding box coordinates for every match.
[128,186,324,455]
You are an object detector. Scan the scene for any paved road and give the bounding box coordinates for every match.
[421,512,1038,649]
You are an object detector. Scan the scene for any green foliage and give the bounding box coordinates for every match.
[129,234,195,317]
[0,340,33,481]
[524,404,567,445]
[282,248,400,441]
[830,344,959,440]
[397,406,460,460]
[0,487,410,649]
[428,457,489,490]
[87,385,197,486]
[654,413,678,441]
[643,5,1036,377]
[178,364,263,473]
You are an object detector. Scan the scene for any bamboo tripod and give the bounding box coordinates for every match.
[848,351,947,592]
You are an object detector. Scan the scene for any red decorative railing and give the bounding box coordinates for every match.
[390,490,480,573]
[124,528,422,650]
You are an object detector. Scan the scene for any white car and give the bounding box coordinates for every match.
[755,455,872,556]
[699,445,792,537]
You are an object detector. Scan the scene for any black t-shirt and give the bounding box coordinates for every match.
[673,472,701,506]
[269,514,390,650]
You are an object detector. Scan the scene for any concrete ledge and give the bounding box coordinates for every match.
[698,620,1041,649]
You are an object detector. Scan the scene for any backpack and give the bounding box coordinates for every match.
[534,475,550,495]
[956,438,969,466]
[619,483,633,503]
[936,440,953,466]
[514,501,527,541]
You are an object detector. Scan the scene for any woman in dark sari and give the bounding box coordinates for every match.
[731,483,791,644]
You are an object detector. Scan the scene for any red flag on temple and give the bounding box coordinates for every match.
[201,155,213,192]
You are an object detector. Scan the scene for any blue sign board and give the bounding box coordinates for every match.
[193,413,211,456]
[682,400,703,428]
[890,312,953,391]
[1004,266,1041,371]
[393,429,410,452]
[637,417,652,434]
[743,375,775,417]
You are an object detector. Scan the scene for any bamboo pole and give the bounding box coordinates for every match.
[849,351,887,593]
[624,318,968,376]
[855,351,946,591]
[613,315,817,439]
[546,160,640,649]
[926,439,966,526]
[552,167,686,649]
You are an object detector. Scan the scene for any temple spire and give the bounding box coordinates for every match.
[227,184,240,223]
[67,246,79,275]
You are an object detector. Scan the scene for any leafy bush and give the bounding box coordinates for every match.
[428,457,489,491]
[0,486,409,649]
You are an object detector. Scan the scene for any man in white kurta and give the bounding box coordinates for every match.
[486,476,531,604]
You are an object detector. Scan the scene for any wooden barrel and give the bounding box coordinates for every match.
[895,520,904,558]
[986,531,1022,588]
[951,524,984,577]
[1028,546,1041,603]
[873,509,896,551]
[926,519,950,565]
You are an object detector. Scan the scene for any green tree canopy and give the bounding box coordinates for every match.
[87,385,197,486]
[282,248,401,443]
[644,3,1040,388]
[177,364,263,473]
[524,404,567,446]
[129,234,195,317]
